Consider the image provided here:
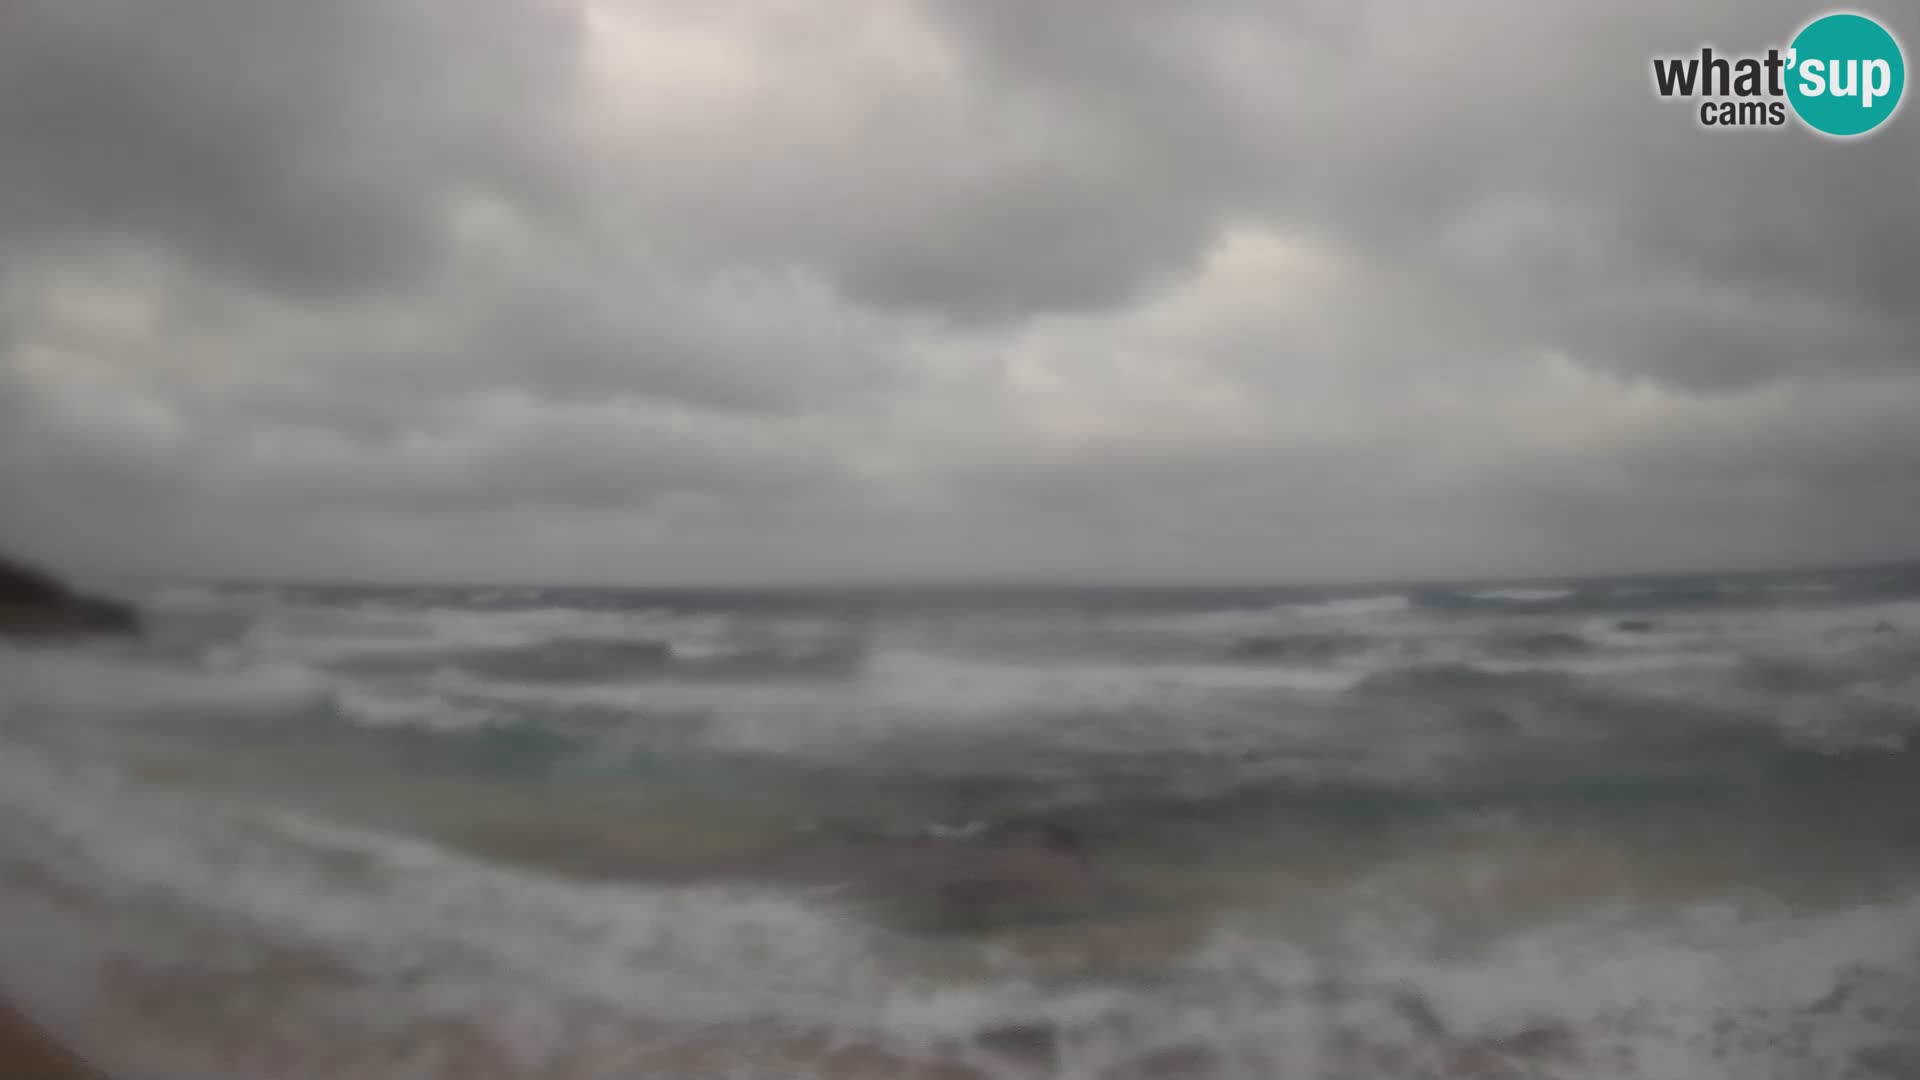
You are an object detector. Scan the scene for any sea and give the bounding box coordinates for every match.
[3,566,1919,1079]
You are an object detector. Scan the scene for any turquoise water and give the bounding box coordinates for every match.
[3,569,1919,1077]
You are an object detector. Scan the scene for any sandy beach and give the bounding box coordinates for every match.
[0,999,106,1080]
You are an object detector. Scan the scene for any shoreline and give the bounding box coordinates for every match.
[0,998,108,1080]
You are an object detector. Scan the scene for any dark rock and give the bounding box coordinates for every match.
[1444,1021,1581,1077]
[974,1020,1060,1065]
[0,553,139,640]
[727,816,1106,934]
[888,818,1100,933]
[1615,619,1657,633]
[978,817,1089,861]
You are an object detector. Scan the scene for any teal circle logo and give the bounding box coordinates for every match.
[1787,12,1905,137]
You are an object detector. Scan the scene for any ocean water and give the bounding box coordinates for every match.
[3,568,1920,1078]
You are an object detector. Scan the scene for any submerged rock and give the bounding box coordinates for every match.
[0,553,139,640]
[691,816,1108,934]
[860,818,1100,932]
[977,817,1090,861]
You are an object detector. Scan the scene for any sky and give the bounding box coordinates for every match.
[1,0,1916,586]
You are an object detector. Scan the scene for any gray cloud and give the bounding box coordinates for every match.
[0,0,579,297]
[1,0,1916,583]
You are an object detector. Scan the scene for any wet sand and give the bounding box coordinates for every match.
[0,999,107,1080]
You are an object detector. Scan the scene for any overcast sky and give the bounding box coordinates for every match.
[1,0,1916,585]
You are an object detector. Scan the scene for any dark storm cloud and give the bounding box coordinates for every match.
[827,182,1222,324]
[1,0,1916,582]
[813,1,1261,321]
[466,259,915,414]
[0,0,579,297]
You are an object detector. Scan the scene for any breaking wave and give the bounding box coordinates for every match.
[1459,587,1577,603]
[2,743,1918,1080]
[7,568,1920,1079]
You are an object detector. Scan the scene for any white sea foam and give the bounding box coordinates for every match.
[231,599,864,686]
[1462,587,1575,603]
[4,738,1916,1080]
[0,743,882,1026]
[11,578,1920,1077]
[331,685,504,732]
[865,648,1367,710]
[0,640,521,737]
[1290,593,1414,618]
[1136,594,1416,637]
[427,643,1370,747]
[1476,650,1741,680]
[0,645,333,717]
[1750,599,1920,640]
[139,583,236,613]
